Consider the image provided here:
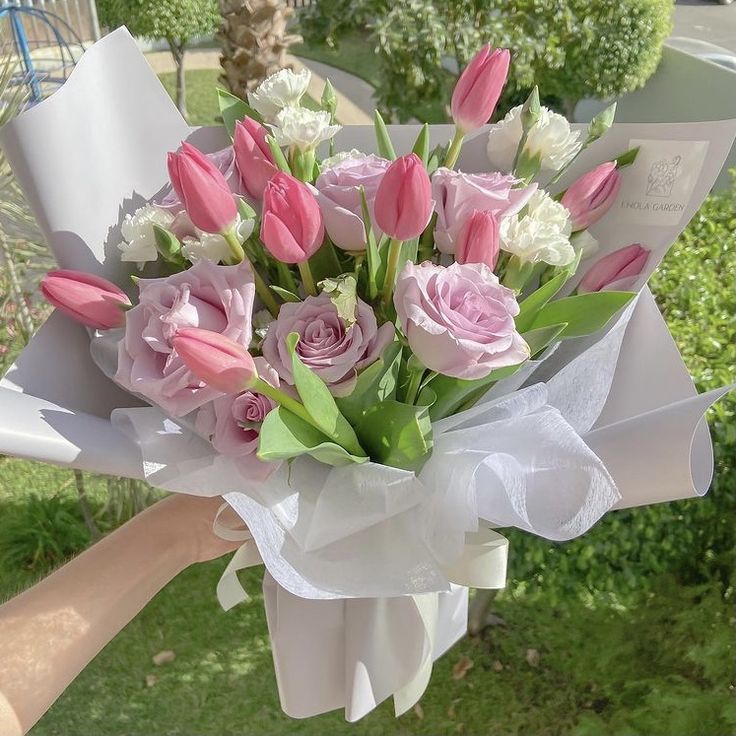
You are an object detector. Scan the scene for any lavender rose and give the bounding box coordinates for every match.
[261,292,395,395]
[432,168,537,254]
[195,357,279,480]
[394,261,529,380]
[116,259,255,417]
[314,154,391,250]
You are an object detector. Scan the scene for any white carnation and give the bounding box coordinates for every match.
[321,148,365,170]
[270,107,341,152]
[247,68,311,121]
[500,190,575,266]
[487,105,583,173]
[182,217,255,263]
[118,204,174,268]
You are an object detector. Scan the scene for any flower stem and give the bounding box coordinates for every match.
[297,260,317,296]
[253,378,317,429]
[444,128,465,169]
[381,238,403,307]
[404,367,424,405]
[223,229,279,316]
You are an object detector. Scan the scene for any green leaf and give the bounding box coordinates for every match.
[426,143,445,176]
[516,271,569,333]
[336,340,401,425]
[374,110,396,159]
[269,285,301,303]
[355,399,433,471]
[257,407,367,466]
[522,323,568,357]
[360,187,381,299]
[237,198,257,222]
[216,88,263,137]
[319,274,358,328]
[528,291,635,339]
[265,135,292,174]
[411,123,430,165]
[615,146,640,169]
[307,239,343,284]
[423,363,526,421]
[286,332,366,458]
[152,225,184,265]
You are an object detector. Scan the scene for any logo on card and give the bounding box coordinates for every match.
[645,155,681,198]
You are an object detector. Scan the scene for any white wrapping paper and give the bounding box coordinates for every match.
[1,28,735,721]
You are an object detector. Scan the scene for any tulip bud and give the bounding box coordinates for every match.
[233,118,279,201]
[374,153,433,241]
[451,45,510,134]
[167,142,237,234]
[578,244,650,293]
[172,327,258,394]
[260,172,325,264]
[41,269,130,330]
[561,161,621,231]
[455,210,500,270]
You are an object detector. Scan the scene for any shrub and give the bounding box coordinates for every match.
[0,494,93,572]
[299,0,673,123]
[506,175,736,601]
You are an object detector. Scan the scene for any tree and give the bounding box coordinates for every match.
[217,0,302,100]
[97,0,221,120]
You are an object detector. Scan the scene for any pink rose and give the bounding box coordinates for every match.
[314,154,391,250]
[261,292,395,396]
[115,259,255,417]
[394,261,529,379]
[432,168,537,254]
[195,357,279,480]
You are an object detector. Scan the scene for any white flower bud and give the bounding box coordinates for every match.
[247,69,311,121]
[118,204,174,268]
[487,105,583,174]
[270,107,341,152]
[500,190,575,266]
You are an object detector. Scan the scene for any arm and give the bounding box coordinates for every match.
[0,494,241,736]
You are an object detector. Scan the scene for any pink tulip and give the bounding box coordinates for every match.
[451,45,510,134]
[562,162,621,231]
[41,269,130,329]
[374,153,433,241]
[455,210,500,269]
[261,172,325,263]
[233,118,279,201]
[172,327,258,394]
[167,142,238,234]
[578,244,650,293]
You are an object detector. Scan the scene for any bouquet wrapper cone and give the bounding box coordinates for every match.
[1,28,735,720]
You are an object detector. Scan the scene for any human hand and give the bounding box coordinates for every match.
[146,494,246,566]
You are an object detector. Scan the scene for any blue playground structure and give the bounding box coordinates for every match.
[1,2,86,104]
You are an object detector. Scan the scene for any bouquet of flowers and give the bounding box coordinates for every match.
[2,28,735,721]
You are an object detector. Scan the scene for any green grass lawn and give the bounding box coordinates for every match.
[158,68,222,127]
[293,32,381,88]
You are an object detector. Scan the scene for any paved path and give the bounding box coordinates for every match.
[673,0,736,53]
[144,49,373,125]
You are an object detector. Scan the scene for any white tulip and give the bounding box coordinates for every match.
[571,230,600,260]
[487,105,583,173]
[500,190,575,266]
[118,204,174,268]
[247,68,311,121]
[270,107,341,152]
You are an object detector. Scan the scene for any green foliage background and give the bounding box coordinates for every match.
[301,0,674,121]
